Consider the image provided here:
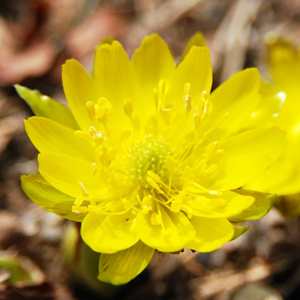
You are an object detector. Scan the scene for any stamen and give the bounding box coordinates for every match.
[77,181,89,196]
[146,176,164,194]
[86,101,95,119]
[205,141,219,155]
[74,130,92,140]
[123,99,133,118]
[120,129,131,141]
[91,163,98,176]
[203,163,218,175]
[183,82,192,113]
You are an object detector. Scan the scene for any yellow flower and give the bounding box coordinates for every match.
[245,37,300,195]
[18,34,285,284]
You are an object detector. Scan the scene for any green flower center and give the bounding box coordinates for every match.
[126,135,173,186]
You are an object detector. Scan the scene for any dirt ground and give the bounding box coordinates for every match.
[1,0,300,299]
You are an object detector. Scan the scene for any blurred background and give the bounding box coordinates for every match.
[1,0,300,299]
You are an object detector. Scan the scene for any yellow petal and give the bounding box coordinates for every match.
[62,59,97,130]
[25,117,94,161]
[81,210,139,254]
[131,34,175,120]
[38,153,105,198]
[21,174,84,222]
[15,84,79,129]
[245,153,300,195]
[137,206,195,252]
[98,241,154,285]
[186,217,233,252]
[204,68,261,140]
[164,46,212,110]
[179,32,206,63]
[242,82,285,129]
[220,127,286,163]
[182,191,254,218]
[211,153,272,191]
[93,41,136,129]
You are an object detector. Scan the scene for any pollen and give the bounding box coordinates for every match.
[126,135,173,186]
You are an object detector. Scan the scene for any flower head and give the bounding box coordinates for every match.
[18,33,285,284]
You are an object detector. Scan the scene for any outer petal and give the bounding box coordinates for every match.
[25,117,94,161]
[62,59,97,130]
[164,46,212,110]
[21,174,84,222]
[98,241,154,285]
[203,68,261,140]
[210,153,272,191]
[245,152,300,195]
[220,127,286,163]
[182,191,254,218]
[15,84,79,130]
[242,82,286,129]
[186,217,234,252]
[131,34,175,119]
[81,210,139,254]
[38,153,106,198]
[93,41,136,130]
[137,206,195,252]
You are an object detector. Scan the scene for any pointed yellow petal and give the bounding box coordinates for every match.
[81,210,139,254]
[25,117,94,161]
[131,34,175,119]
[228,189,276,223]
[179,32,206,63]
[243,82,285,129]
[204,68,261,139]
[220,127,286,163]
[98,241,154,285]
[21,174,84,222]
[15,84,79,129]
[164,46,212,110]
[245,153,300,195]
[211,153,272,191]
[182,191,254,218]
[187,217,233,252]
[62,59,98,130]
[137,206,195,252]
[93,41,135,129]
[38,153,105,198]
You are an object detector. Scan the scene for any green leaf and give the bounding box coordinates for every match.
[228,189,276,223]
[275,194,300,217]
[21,174,85,222]
[15,84,79,130]
[98,241,154,285]
[231,226,250,241]
[179,32,206,63]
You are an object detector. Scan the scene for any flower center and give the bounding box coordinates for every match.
[126,135,173,186]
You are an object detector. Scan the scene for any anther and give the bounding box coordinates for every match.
[123,99,133,118]
[120,129,131,141]
[203,100,213,117]
[86,101,95,119]
[203,163,218,175]
[205,141,219,155]
[146,176,164,194]
[150,212,161,225]
[74,130,92,140]
[106,147,118,162]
